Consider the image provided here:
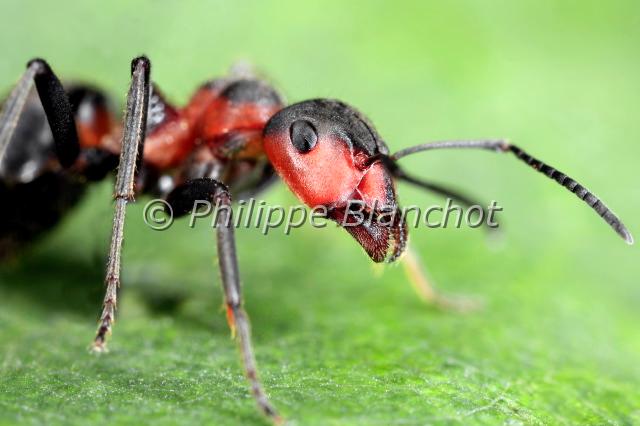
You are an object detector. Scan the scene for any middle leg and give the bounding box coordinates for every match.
[166,178,282,424]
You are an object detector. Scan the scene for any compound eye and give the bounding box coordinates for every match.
[289,120,318,153]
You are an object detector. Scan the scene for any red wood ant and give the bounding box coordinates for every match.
[0,56,632,423]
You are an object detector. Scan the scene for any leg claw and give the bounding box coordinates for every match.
[89,340,109,354]
[431,293,484,313]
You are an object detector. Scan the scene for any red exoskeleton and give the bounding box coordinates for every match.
[0,56,632,423]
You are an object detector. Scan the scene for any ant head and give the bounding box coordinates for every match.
[264,99,406,262]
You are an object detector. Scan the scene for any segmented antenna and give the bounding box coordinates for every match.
[390,139,633,244]
[390,166,501,232]
[393,166,488,208]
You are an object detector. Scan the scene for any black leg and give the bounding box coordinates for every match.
[166,178,282,424]
[0,59,80,168]
[0,62,39,163]
[92,56,150,351]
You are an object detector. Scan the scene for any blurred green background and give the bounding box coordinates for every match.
[1,1,639,425]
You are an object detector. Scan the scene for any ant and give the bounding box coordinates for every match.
[0,56,633,424]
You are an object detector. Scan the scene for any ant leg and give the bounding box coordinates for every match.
[0,63,38,162]
[92,57,150,351]
[401,245,482,313]
[165,178,283,424]
[0,59,79,167]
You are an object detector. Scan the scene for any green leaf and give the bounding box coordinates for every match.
[1,1,639,424]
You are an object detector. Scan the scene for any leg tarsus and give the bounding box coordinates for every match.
[92,261,120,352]
[401,246,483,313]
[229,305,283,424]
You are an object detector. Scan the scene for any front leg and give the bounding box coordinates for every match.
[166,178,282,424]
[401,246,481,313]
[93,56,150,351]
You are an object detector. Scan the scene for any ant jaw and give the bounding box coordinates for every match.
[329,204,408,263]
[314,154,406,263]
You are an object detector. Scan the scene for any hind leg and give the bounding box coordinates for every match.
[0,60,118,260]
[0,59,80,168]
